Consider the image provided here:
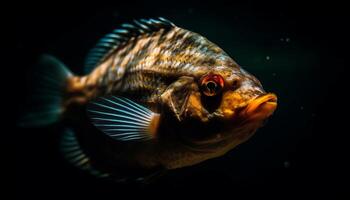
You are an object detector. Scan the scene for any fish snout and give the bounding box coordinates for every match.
[242,93,277,121]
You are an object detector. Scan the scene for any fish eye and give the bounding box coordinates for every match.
[200,74,224,96]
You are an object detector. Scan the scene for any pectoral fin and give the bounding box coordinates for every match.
[87,96,160,141]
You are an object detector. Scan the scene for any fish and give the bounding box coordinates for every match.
[19,17,277,183]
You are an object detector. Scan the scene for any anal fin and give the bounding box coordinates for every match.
[60,129,110,178]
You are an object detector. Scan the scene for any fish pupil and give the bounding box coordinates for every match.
[200,79,223,112]
[200,73,224,96]
[206,81,218,94]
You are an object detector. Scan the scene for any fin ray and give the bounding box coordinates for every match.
[91,117,149,127]
[87,109,149,124]
[112,97,151,117]
[100,97,151,119]
[92,100,151,122]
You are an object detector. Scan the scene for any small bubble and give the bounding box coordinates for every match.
[280,37,291,43]
[284,161,290,168]
[188,8,193,14]
[136,177,144,181]
[266,56,270,60]
[272,72,277,77]
[300,106,304,110]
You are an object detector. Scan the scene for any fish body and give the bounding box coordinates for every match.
[21,18,277,182]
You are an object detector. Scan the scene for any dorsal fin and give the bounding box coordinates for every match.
[84,17,175,74]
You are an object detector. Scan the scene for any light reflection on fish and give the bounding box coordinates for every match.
[20,17,277,182]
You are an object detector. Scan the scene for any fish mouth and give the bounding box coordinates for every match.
[242,93,277,121]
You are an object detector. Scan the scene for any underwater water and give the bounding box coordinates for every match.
[14,1,347,199]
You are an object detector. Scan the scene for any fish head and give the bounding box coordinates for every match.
[160,63,277,148]
[211,65,277,124]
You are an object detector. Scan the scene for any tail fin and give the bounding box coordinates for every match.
[18,55,73,127]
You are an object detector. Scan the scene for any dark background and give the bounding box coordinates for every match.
[14,1,347,199]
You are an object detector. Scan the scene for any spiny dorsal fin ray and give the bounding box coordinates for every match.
[87,96,160,141]
[84,17,175,74]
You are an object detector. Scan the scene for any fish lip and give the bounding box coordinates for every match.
[243,93,277,120]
